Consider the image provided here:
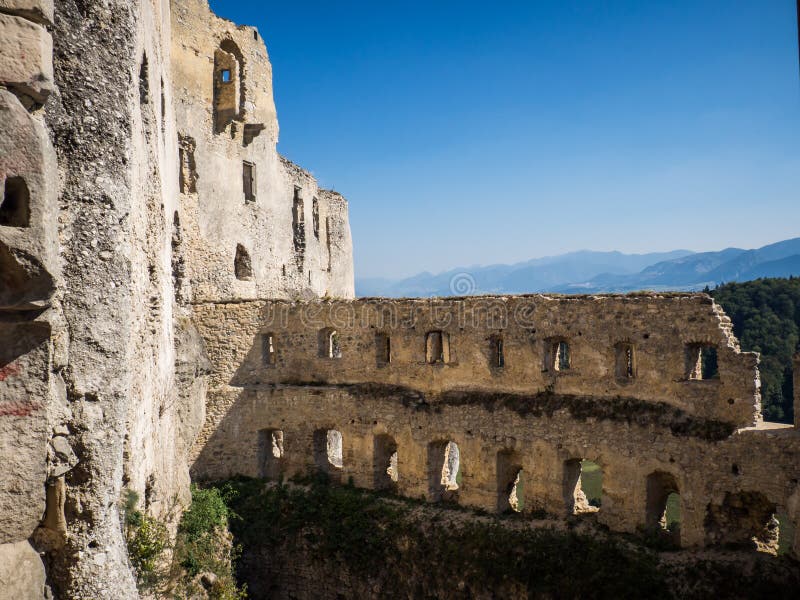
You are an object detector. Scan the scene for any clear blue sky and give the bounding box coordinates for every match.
[209,0,800,279]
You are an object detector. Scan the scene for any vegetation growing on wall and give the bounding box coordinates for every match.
[710,278,800,422]
[201,476,799,599]
[122,487,246,599]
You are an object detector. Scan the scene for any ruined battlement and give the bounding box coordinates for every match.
[193,293,761,426]
[188,294,800,557]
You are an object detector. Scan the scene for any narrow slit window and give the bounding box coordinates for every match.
[375,332,391,366]
[312,197,320,239]
[319,328,342,359]
[615,343,635,379]
[243,161,255,201]
[221,69,231,83]
[262,333,276,365]
[548,340,570,372]
[490,336,505,369]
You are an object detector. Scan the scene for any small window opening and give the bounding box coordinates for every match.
[685,343,719,380]
[314,429,343,478]
[547,340,570,372]
[258,429,284,479]
[178,135,198,194]
[139,55,149,105]
[312,197,320,239]
[319,328,341,359]
[490,335,504,369]
[262,333,276,365]
[428,441,460,502]
[426,331,450,364]
[497,450,524,513]
[242,161,255,201]
[646,471,681,546]
[160,77,165,126]
[375,332,391,366]
[234,244,253,280]
[615,342,635,379]
[374,434,398,491]
[564,459,601,515]
[220,69,231,83]
[0,177,31,227]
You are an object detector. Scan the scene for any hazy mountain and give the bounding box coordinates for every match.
[356,250,693,297]
[357,238,800,297]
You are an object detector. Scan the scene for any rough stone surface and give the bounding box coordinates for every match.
[0,540,46,599]
[190,294,800,554]
[0,13,53,104]
[0,0,53,25]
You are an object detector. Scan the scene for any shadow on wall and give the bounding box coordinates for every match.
[0,242,54,311]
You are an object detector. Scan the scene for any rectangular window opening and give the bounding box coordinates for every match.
[221,69,232,83]
[243,161,255,201]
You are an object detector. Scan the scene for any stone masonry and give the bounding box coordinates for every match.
[0,0,798,598]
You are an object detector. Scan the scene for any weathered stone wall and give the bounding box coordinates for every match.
[171,0,354,303]
[193,294,760,426]
[0,0,355,597]
[190,295,800,556]
[0,0,58,596]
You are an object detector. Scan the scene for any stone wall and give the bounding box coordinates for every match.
[0,0,356,597]
[190,295,800,556]
[193,294,760,426]
[171,0,354,303]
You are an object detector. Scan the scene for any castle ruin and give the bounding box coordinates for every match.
[0,0,799,598]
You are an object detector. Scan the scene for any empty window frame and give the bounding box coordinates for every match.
[312,197,320,239]
[0,177,31,227]
[685,343,719,380]
[375,332,391,366]
[546,339,570,372]
[374,433,398,491]
[490,335,505,369]
[234,244,253,280]
[258,429,284,479]
[242,161,256,201]
[615,342,635,379]
[314,429,343,477]
[262,333,276,366]
[425,331,450,364]
[220,69,232,83]
[319,328,342,359]
[564,458,602,515]
[428,440,460,502]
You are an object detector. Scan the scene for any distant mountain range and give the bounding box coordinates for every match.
[356,237,800,297]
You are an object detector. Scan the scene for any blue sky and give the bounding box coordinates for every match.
[209,1,800,279]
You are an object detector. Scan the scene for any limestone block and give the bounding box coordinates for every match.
[0,540,46,600]
[0,13,53,104]
[0,322,50,543]
[0,0,54,26]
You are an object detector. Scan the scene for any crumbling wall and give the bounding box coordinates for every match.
[193,294,760,426]
[0,0,57,596]
[189,294,800,557]
[170,0,354,303]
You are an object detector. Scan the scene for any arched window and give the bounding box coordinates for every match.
[213,40,245,133]
[374,434,398,491]
[318,328,342,359]
[428,440,460,502]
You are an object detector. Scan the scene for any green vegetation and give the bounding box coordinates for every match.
[122,487,245,599]
[123,490,169,590]
[213,475,671,599]
[200,476,799,599]
[580,460,603,506]
[173,485,246,599]
[709,278,800,422]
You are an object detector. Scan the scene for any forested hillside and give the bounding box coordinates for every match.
[710,278,800,423]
